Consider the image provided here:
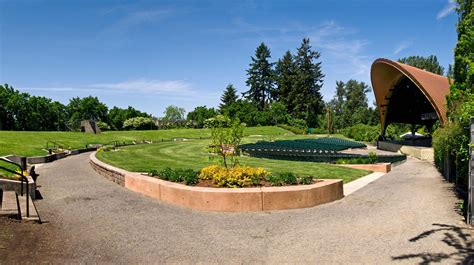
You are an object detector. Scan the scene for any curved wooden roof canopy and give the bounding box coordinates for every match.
[370,58,450,130]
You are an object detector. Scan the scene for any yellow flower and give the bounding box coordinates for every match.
[199,165,270,188]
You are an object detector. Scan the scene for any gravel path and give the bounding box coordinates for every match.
[10,153,473,263]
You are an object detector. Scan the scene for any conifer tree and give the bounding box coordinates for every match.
[244,42,275,110]
[292,38,324,127]
[275,50,297,111]
[219,84,238,112]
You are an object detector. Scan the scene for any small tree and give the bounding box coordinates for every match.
[219,84,238,113]
[207,115,244,168]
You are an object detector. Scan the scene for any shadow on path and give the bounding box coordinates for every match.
[392,223,474,264]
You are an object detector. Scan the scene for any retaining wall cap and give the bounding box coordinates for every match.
[127,173,164,184]
[261,179,341,192]
[90,152,127,175]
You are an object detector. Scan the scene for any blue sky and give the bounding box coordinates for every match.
[0,0,458,117]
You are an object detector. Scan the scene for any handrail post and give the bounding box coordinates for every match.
[19,157,29,218]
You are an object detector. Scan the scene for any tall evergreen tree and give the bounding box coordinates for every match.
[398,55,445,75]
[219,84,238,112]
[275,50,297,111]
[244,42,274,110]
[292,38,325,127]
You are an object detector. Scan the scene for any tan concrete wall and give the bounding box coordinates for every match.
[377,141,402,152]
[0,176,36,199]
[125,173,161,200]
[89,152,345,212]
[160,182,263,212]
[378,141,434,163]
[261,179,343,211]
[336,163,391,173]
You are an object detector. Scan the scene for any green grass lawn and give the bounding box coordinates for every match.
[96,138,370,183]
[0,126,290,157]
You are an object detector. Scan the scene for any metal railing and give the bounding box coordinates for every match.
[45,141,70,154]
[0,157,29,218]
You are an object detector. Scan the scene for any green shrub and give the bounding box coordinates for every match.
[368,152,377,164]
[299,175,313,185]
[168,170,184,182]
[203,115,231,128]
[158,167,174,181]
[342,124,379,143]
[148,169,159,177]
[123,117,157,130]
[267,172,312,186]
[96,121,111,131]
[267,175,283,186]
[181,169,199,185]
[279,172,298,185]
[153,168,198,185]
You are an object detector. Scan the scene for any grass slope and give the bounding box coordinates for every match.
[0,126,289,157]
[97,138,369,183]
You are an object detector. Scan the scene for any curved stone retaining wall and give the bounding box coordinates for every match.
[90,152,344,212]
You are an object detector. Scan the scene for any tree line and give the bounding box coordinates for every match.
[0,84,152,131]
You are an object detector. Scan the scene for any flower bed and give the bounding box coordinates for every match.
[147,165,320,188]
[90,152,344,212]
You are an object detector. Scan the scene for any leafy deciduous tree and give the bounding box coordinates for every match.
[109,106,150,130]
[67,96,108,125]
[398,55,445,75]
[187,106,218,128]
[163,105,186,121]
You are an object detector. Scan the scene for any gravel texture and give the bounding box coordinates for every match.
[5,152,472,263]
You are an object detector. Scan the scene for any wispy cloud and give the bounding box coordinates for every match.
[393,41,412,55]
[25,87,104,92]
[92,79,193,94]
[104,9,173,34]
[308,21,371,79]
[208,20,372,81]
[437,0,456,19]
[26,79,194,95]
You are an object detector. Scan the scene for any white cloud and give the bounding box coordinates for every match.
[25,79,194,95]
[393,41,412,55]
[210,20,372,81]
[92,79,193,94]
[25,87,104,92]
[104,9,173,34]
[437,0,456,19]
[308,21,372,80]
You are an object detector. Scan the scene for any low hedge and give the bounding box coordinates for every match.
[277,124,306,135]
